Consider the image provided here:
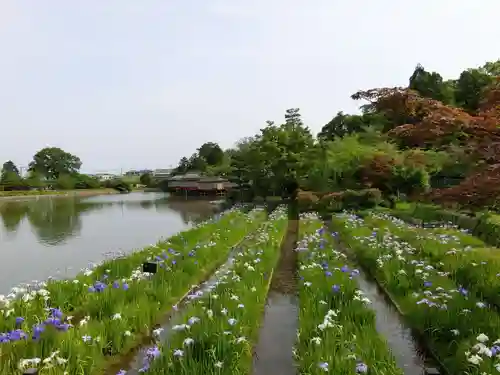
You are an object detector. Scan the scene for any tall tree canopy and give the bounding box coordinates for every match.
[1,160,22,185]
[408,64,455,105]
[1,160,19,177]
[28,147,82,180]
[164,59,500,209]
[197,142,224,166]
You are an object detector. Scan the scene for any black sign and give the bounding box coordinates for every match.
[142,262,158,274]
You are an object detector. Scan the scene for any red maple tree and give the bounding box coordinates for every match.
[352,77,500,209]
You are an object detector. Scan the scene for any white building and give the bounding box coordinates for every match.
[152,169,173,179]
[93,173,117,181]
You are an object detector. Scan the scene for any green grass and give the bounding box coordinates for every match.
[0,207,267,374]
[0,189,117,198]
[332,212,500,374]
[0,190,68,197]
[296,213,403,375]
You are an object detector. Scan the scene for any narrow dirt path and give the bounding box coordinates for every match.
[269,219,299,294]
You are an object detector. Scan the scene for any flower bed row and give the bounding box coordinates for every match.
[332,212,500,374]
[296,212,402,375]
[122,205,289,375]
[374,211,500,309]
[0,207,267,374]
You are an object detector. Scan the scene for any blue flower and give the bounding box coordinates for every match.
[49,308,63,319]
[356,362,368,373]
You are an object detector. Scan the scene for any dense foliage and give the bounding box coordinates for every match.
[173,59,499,210]
[0,148,130,192]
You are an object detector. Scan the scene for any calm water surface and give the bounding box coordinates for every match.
[0,192,217,293]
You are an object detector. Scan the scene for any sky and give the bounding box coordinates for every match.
[0,0,499,174]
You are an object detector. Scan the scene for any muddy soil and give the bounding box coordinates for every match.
[269,219,299,294]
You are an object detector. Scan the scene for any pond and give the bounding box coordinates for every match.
[0,192,218,293]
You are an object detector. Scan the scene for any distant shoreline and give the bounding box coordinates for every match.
[0,189,120,203]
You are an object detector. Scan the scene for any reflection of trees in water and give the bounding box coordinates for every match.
[140,200,154,210]
[0,202,30,232]
[0,198,104,245]
[160,199,218,225]
[0,195,218,244]
[26,199,104,245]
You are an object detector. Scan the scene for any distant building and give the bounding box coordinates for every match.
[124,169,152,176]
[165,172,235,197]
[152,168,173,179]
[92,173,117,181]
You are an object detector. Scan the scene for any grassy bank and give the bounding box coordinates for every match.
[0,207,266,374]
[0,188,119,200]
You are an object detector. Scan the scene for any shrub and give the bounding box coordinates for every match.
[298,189,382,213]
[56,174,76,190]
[103,178,131,192]
[341,188,382,210]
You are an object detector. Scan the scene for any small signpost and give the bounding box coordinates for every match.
[142,262,158,274]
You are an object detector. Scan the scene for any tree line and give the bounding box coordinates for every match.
[170,59,500,210]
[1,147,130,192]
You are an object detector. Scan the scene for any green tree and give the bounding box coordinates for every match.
[318,112,366,140]
[318,112,392,140]
[284,108,303,126]
[0,171,23,188]
[1,161,23,188]
[176,157,190,174]
[249,110,315,196]
[408,64,454,104]
[25,170,45,189]
[483,59,500,75]
[1,160,20,177]
[74,174,101,189]
[29,147,82,180]
[454,68,494,113]
[56,174,76,190]
[188,153,207,171]
[139,172,153,186]
[197,142,224,166]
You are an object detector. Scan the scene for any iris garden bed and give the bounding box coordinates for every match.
[296,213,403,375]
[332,212,500,374]
[126,205,289,375]
[373,212,500,310]
[0,207,267,374]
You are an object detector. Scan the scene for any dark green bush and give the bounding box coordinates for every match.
[297,189,383,213]
[341,189,382,210]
